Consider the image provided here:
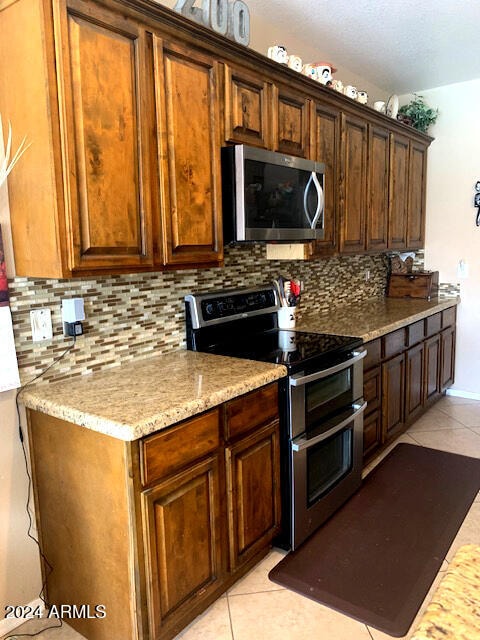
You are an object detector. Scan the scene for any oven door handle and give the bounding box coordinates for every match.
[289,349,366,387]
[291,401,367,452]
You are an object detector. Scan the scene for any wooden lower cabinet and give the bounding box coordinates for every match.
[27,382,280,640]
[226,421,281,569]
[441,325,456,390]
[405,342,425,422]
[363,307,457,463]
[424,333,441,405]
[363,410,382,458]
[142,455,226,638]
[382,353,405,441]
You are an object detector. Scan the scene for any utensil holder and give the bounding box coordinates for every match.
[277,306,296,329]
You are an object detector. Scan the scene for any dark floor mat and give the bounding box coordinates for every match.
[269,443,480,637]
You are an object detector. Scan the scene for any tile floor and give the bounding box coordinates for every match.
[4,395,480,640]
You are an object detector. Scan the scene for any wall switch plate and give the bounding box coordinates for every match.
[457,259,469,279]
[30,309,53,342]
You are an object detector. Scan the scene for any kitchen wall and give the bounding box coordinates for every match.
[401,79,480,397]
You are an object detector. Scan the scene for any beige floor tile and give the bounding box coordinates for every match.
[445,501,480,562]
[406,408,465,432]
[436,395,480,407]
[227,548,288,596]
[407,427,480,457]
[174,596,232,640]
[367,570,447,640]
[1,618,85,639]
[228,589,371,640]
[435,402,480,427]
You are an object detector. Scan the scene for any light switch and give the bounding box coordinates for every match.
[30,308,53,342]
[457,259,469,279]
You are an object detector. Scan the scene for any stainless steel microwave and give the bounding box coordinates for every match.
[221,145,325,243]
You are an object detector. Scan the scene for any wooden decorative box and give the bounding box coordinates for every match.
[387,271,439,300]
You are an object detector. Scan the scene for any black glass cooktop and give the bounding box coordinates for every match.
[202,329,363,372]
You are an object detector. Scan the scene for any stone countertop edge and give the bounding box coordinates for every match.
[296,297,459,343]
[20,351,287,442]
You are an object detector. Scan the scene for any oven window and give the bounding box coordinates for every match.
[305,368,352,428]
[307,426,353,506]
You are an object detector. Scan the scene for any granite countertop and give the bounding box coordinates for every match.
[296,296,459,342]
[411,544,480,639]
[21,351,287,442]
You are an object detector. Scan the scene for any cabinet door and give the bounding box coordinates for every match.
[388,133,409,249]
[272,84,310,158]
[154,37,223,266]
[382,353,405,442]
[440,326,456,390]
[311,102,340,256]
[339,113,368,254]
[225,421,281,570]
[367,124,389,251]
[405,342,425,422]
[59,2,155,271]
[142,455,226,638]
[407,140,428,249]
[424,334,441,405]
[363,410,382,460]
[224,64,271,148]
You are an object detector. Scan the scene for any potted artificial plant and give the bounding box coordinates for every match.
[397,94,439,133]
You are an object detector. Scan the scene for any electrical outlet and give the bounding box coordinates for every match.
[365,270,371,282]
[30,308,53,342]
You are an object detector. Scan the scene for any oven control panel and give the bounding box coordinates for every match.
[185,286,278,328]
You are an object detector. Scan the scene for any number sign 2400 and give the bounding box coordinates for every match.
[174,0,250,46]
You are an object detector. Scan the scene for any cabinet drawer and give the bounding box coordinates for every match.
[442,306,456,328]
[425,312,441,337]
[383,328,406,359]
[406,320,425,346]
[363,366,381,414]
[363,338,381,370]
[225,383,278,440]
[141,408,220,486]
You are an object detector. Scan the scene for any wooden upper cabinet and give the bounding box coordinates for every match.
[311,102,340,256]
[153,38,223,267]
[339,113,368,254]
[59,3,155,272]
[223,64,272,149]
[367,124,389,251]
[407,140,428,249]
[388,132,410,250]
[272,85,310,158]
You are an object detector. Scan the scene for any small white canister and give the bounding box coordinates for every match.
[277,306,296,329]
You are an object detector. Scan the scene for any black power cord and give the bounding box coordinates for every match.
[6,335,77,640]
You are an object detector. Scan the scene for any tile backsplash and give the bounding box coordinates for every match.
[9,245,390,384]
[11,246,460,386]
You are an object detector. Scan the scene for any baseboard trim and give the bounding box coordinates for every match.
[0,598,45,635]
[446,389,480,401]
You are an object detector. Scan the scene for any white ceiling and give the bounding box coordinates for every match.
[238,0,480,94]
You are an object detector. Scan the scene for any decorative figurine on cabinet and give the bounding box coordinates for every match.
[312,61,337,86]
[267,45,288,64]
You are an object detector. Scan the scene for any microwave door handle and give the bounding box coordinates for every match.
[303,173,314,227]
[303,172,325,229]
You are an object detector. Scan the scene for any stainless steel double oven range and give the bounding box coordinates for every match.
[185,286,366,550]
